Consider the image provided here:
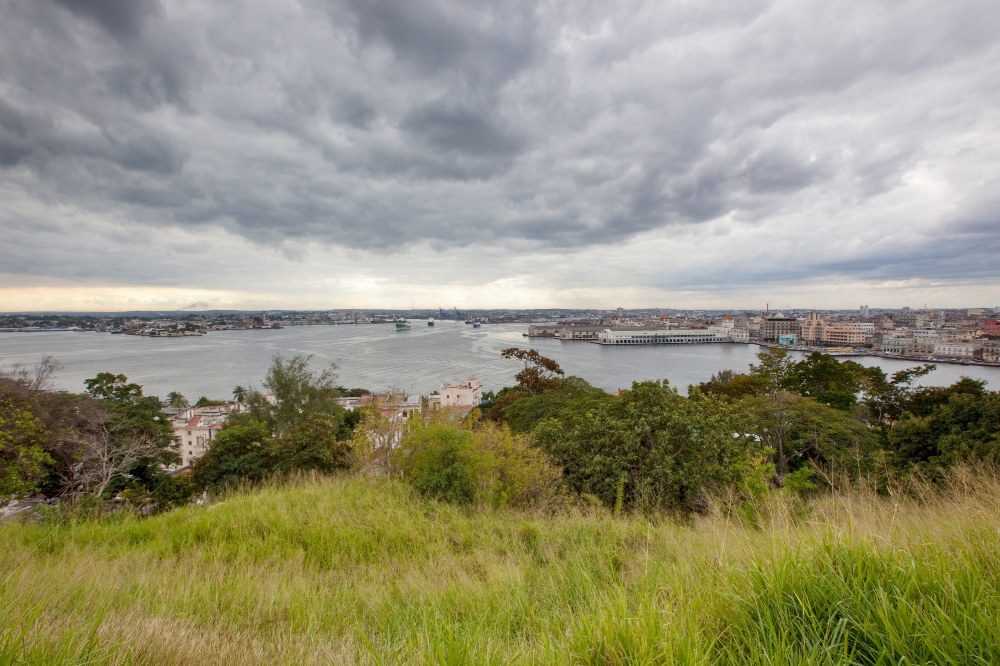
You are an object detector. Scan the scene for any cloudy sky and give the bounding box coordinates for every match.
[1,0,999,311]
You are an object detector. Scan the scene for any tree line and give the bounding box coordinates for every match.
[3,347,999,516]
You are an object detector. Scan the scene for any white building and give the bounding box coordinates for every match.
[597,327,731,345]
[440,377,483,408]
[855,322,875,333]
[933,342,981,359]
[173,414,226,467]
[912,329,939,338]
[730,328,750,343]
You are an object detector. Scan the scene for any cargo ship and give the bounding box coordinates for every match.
[395,322,411,331]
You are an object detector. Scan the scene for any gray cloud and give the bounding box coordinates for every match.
[1,0,999,299]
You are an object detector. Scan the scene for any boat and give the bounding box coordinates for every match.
[395,322,411,331]
[427,318,435,327]
[472,321,481,328]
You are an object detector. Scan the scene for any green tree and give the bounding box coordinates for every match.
[81,373,177,497]
[269,412,351,474]
[191,420,272,491]
[738,393,878,483]
[232,386,248,404]
[235,355,344,436]
[784,352,866,410]
[166,392,189,408]
[535,380,752,512]
[0,398,55,500]
[887,382,1000,472]
[500,376,613,433]
[748,347,796,396]
[194,396,227,407]
[397,424,479,505]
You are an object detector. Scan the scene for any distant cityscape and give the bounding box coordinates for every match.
[2,305,999,366]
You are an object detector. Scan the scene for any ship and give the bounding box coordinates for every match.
[395,322,411,331]
[427,318,434,327]
[472,321,481,328]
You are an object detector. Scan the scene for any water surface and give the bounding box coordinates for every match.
[2,322,997,399]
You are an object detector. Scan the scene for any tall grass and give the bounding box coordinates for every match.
[2,470,999,665]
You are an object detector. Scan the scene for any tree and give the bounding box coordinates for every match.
[81,373,177,497]
[75,409,167,497]
[887,382,1000,472]
[499,376,613,433]
[166,392,189,408]
[535,380,753,512]
[349,405,410,475]
[234,355,344,436]
[748,347,795,396]
[784,352,866,410]
[500,348,565,395]
[191,421,272,491]
[269,413,351,474]
[0,397,54,500]
[194,396,227,407]
[738,393,877,483]
[232,386,248,404]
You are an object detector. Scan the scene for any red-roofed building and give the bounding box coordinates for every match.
[986,319,1000,337]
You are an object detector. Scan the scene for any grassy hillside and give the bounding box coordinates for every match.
[2,473,1000,665]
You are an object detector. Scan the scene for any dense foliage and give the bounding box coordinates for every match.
[4,346,999,518]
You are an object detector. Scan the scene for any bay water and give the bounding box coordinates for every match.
[2,321,998,400]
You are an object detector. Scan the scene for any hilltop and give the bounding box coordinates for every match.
[3,473,1000,665]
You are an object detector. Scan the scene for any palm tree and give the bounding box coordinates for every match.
[232,385,248,404]
[166,391,189,408]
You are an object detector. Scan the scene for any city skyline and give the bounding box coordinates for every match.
[2,0,999,311]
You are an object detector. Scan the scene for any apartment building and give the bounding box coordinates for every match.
[821,323,867,346]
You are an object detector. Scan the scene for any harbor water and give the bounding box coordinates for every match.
[2,321,998,399]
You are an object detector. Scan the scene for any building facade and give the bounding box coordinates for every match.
[822,323,866,346]
[440,378,483,407]
[933,342,981,359]
[597,328,731,345]
[800,312,827,343]
[760,314,801,341]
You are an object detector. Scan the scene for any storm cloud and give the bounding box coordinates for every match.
[1,0,999,307]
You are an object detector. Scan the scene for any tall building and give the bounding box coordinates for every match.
[760,313,801,341]
[801,312,827,343]
[860,305,869,318]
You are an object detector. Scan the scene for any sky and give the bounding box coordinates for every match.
[1,0,999,312]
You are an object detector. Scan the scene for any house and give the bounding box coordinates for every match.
[439,378,483,408]
[173,414,226,467]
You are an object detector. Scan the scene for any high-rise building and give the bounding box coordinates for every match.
[860,305,869,318]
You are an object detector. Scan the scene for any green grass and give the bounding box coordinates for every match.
[2,472,999,665]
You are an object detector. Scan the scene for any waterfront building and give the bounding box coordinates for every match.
[801,312,827,343]
[933,342,982,359]
[730,327,750,343]
[596,327,731,345]
[760,313,801,341]
[982,341,1000,362]
[778,333,798,345]
[822,323,866,346]
[986,319,1000,337]
[882,337,916,356]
